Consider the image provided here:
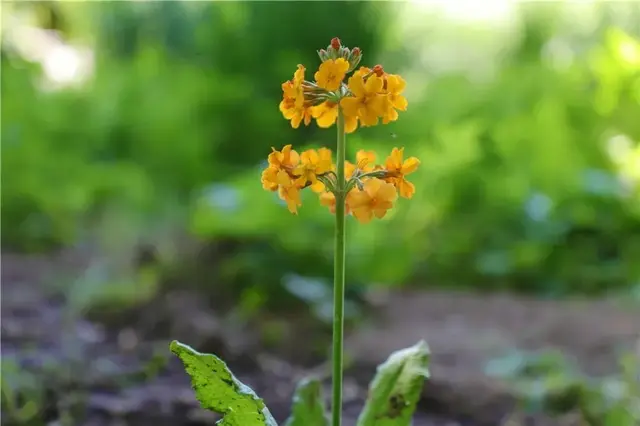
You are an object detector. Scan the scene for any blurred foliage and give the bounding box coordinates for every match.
[2,1,640,302]
[486,348,640,425]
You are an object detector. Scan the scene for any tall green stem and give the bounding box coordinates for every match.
[331,106,347,426]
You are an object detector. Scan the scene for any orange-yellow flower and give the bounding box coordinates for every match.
[311,101,358,133]
[355,150,377,171]
[263,144,300,192]
[294,148,333,192]
[353,66,371,79]
[261,166,280,191]
[344,150,377,179]
[262,145,306,214]
[348,178,398,224]
[314,58,349,92]
[344,161,357,179]
[319,187,357,215]
[311,101,338,128]
[293,64,305,92]
[382,74,408,124]
[319,191,353,215]
[340,74,386,127]
[319,192,337,213]
[384,147,420,199]
[268,144,300,171]
[278,179,302,214]
[280,65,312,128]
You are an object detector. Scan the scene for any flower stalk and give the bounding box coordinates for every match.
[331,106,347,426]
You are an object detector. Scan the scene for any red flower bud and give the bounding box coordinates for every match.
[373,64,384,77]
[331,37,341,50]
[352,47,361,57]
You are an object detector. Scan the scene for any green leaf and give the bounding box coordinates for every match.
[604,405,638,426]
[169,340,278,426]
[284,377,329,426]
[356,340,430,426]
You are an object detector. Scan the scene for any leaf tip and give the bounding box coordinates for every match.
[169,339,181,355]
[414,339,430,355]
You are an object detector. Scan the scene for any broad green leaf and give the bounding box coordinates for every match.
[284,377,329,426]
[170,340,277,426]
[356,340,430,426]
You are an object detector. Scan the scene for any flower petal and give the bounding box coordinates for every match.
[345,114,359,133]
[348,190,370,208]
[373,208,388,219]
[401,157,420,175]
[340,97,360,118]
[392,95,408,111]
[363,178,383,197]
[398,178,415,199]
[352,207,373,224]
[364,75,384,93]
[377,181,399,202]
[347,75,365,98]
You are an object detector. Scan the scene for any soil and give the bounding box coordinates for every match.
[2,249,639,426]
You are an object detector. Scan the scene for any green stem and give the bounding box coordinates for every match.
[331,106,347,426]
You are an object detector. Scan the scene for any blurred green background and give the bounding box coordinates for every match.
[2,0,640,309]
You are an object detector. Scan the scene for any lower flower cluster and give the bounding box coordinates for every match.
[261,145,419,224]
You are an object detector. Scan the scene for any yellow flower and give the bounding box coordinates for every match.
[280,65,312,128]
[262,145,307,214]
[381,74,408,124]
[319,150,379,216]
[319,191,354,215]
[268,144,300,171]
[263,144,300,192]
[384,147,420,199]
[311,101,358,133]
[289,64,306,108]
[280,84,312,129]
[314,58,349,92]
[353,66,371,79]
[340,74,386,127]
[311,101,339,128]
[261,166,280,191]
[355,150,377,171]
[319,192,337,213]
[293,64,305,90]
[278,179,302,214]
[348,178,398,224]
[344,161,357,179]
[344,150,377,180]
[294,148,333,192]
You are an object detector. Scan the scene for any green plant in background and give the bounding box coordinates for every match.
[1,360,43,424]
[171,38,430,426]
[3,2,640,299]
[486,349,640,425]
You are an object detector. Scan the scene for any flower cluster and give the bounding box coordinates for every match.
[278,38,407,133]
[262,37,419,224]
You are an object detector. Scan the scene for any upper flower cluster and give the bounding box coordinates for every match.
[263,38,418,224]
[279,37,408,133]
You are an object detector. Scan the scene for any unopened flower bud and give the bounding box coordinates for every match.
[331,37,341,50]
[326,46,339,60]
[318,49,329,62]
[373,64,384,77]
[347,47,363,72]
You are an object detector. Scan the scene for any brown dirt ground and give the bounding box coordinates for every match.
[2,250,639,426]
[347,289,640,425]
